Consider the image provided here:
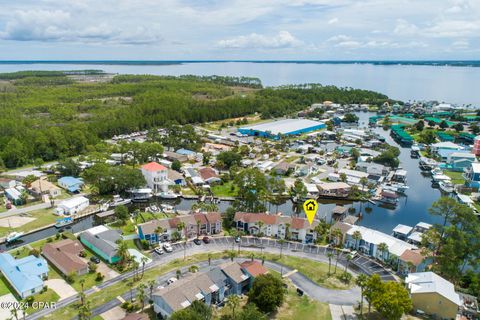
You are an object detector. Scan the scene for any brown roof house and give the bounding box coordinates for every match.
[30,178,61,198]
[198,167,222,184]
[42,239,88,276]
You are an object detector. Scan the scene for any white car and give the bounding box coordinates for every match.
[154,247,164,255]
[163,243,173,252]
[167,277,177,285]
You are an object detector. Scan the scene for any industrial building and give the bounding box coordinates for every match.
[238,119,325,139]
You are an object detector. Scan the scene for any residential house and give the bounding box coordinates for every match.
[193,212,222,236]
[153,262,253,318]
[273,162,294,175]
[58,176,84,193]
[338,169,370,185]
[167,169,186,186]
[163,151,188,163]
[431,142,464,161]
[0,178,16,190]
[30,178,62,198]
[198,167,222,185]
[0,253,49,298]
[355,162,388,182]
[240,260,268,287]
[317,182,351,198]
[464,162,480,188]
[141,162,168,194]
[398,249,431,276]
[406,272,462,320]
[169,215,197,239]
[55,196,89,216]
[79,226,121,264]
[42,239,89,276]
[305,183,319,198]
[446,152,477,172]
[176,148,197,160]
[234,212,319,243]
[4,187,24,205]
[184,167,205,186]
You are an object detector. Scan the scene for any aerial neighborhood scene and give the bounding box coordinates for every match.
[0,1,479,320]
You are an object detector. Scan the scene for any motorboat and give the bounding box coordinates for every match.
[160,204,175,213]
[6,231,24,243]
[158,192,179,199]
[55,217,74,228]
[432,174,452,183]
[430,167,443,176]
[419,157,437,170]
[439,181,455,193]
[129,188,153,202]
[109,195,131,207]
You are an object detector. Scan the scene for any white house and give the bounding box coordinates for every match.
[55,196,89,215]
[141,162,168,193]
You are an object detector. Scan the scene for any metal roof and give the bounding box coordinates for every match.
[239,119,324,135]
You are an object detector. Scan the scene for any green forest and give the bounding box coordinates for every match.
[0,72,392,168]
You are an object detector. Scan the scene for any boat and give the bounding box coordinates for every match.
[419,157,437,171]
[158,192,179,199]
[439,181,455,193]
[382,183,409,194]
[379,190,399,205]
[160,204,175,213]
[146,205,160,213]
[430,167,443,176]
[432,174,452,183]
[6,231,24,243]
[109,195,131,207]
[129,188,153,202]
[55,217,74,228]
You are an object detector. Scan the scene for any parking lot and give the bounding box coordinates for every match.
[153,236,396,281]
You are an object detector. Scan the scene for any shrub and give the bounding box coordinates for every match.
[46,237,53,243]
[29,248,40,257]
[337,272,353,284]
[140,239,150,250]
[88,262,97,273]
[95,272,104,281]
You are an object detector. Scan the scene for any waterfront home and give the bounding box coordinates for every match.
[80,226,121,264]
[137,219,172,244]
[392,224,413,241]
[392,169,407,183]
[446,152,477,172]
[141,162,168,194]
[42,239,88,276]
[355,162,388,177]
[153,262,252,318]
[338,169,370,185]
[406,272,462,320]
[234,212,319,243]
[464,162,480,188]
[198,167,221,185]
[4,187,23,205]
[437,148,471,162]
[58,176,84,193]
[167,169,186,186]
[55,196,89,216]
[30,178,61,198]
[431,142,463,157]
[0,253,48,298]
[340,223,420,266]
[331,206,348,220]
[193,212,222,235]
[184,167,205,185]
[305,183,319,198]
[169,215,197,238]
[398,248,431,275]
[317,182,351,198]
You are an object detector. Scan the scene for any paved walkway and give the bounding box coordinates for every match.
[329,304,358,320]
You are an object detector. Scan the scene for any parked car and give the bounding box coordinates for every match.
[163,243,173,252]
[202,236,210,244]
[166,277,177,286]
[154,247,164,255]
[90,256,100,264]
[235,236,241,243]
[193,238,202,245]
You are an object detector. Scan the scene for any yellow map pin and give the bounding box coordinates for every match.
[303,199,318,225]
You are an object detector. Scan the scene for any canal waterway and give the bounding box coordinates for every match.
[1,112,444,251]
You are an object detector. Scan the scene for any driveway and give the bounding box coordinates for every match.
[97,262,120,280]
[45,279,77,300]
[99,306,126,320]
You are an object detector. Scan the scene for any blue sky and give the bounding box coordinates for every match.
[0,0,478,60]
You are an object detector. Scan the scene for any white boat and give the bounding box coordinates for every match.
[129,188,153,202]
[55,217,74,228]
[158,192,179,199]
[439,181,455,193]
[6,231,24,243]
[430,167,443,176]
[109,195,131,207]
[432,174,452,183]
[382,183,409,193]
[160,204,175,213]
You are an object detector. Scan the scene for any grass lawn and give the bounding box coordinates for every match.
[181,187,197,196]
[276,288,331,320]
[284,155,300,163]
[0,207,58,238]
[25,289,60,314]
[257,252,354,290]
[444,170,465,184]
[0,275,12,296]
[43,250,350,319]
[211,181,238,197]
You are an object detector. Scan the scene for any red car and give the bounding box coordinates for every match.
[202,236,210,244]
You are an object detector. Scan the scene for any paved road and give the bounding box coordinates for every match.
[26,236,394,319]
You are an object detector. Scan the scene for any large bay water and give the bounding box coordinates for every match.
[0,61,480,105]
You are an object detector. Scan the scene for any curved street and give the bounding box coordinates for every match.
[26,236,395,319]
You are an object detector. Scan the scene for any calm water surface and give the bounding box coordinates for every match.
[0,62,480,105]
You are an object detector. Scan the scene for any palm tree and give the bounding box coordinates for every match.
[132,260,140,281]
[257,221,264,236]
[359,177,368,193]
[154,226,164,242]
[352,230,362,250]
[140,256,148,279]
[344,254,352,273]
[278,239,286,258]
[177,222,187,260]
[226,294,241,320]
[208,253,212,266]
[129,279,135,302]
[137,283,147,311]
[189,265,199,273]
[355,274,368,317]
[176,269,182,279]
[285,223,291,240]
[334,248,340,274]
[148,279,156,300]
[377,242,388,261]
[327,251,334,275]
[228,250,237,262]
[249,252,255,261]
[115,239,130,267]
[79,279,86,304]
[331,228,343,247]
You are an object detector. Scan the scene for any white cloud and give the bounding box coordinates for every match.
[217,31,303,49]
[424,20,480,37]
[327,17,339,24]
[393,19,419,36]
